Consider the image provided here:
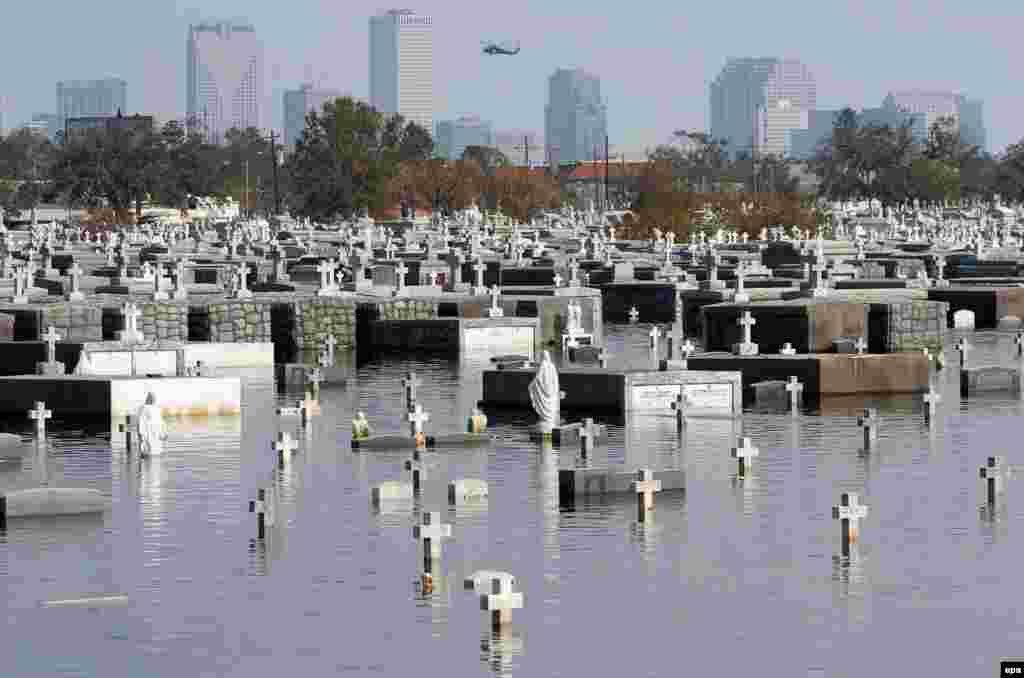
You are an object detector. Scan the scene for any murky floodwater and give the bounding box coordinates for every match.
[2,324,1023,677]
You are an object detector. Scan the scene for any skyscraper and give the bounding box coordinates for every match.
[434,116,495,160]
[186,21,261,144]
[957,97,986,154]
[710,58,815,158]
[283,84,343,148]
[369,9,434,132]
[544,68,607,166]
[56,78,127,129]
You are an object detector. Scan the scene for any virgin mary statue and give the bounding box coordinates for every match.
[528,351,560,434]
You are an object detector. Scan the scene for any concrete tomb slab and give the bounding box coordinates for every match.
[558,467,684,506]
[2,487,110,518]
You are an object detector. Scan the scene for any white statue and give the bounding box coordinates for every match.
[72,350,93,376]
[134,392,167,457]
[528,351,561,434]
[565,301,583,337]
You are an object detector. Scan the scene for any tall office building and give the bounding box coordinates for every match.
[710,58,815,158]
[956,96,986,153]
[283,84,343,148]
[56,78,127,129]
[186,21,261,144]
[544,68,607,166]
[369,9,434,133]
[434,116,494,160]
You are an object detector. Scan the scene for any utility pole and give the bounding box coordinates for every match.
[244,159,249,220]
[604,134,610,213]
[269,130,281,216]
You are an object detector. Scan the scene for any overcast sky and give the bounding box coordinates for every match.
[1,0,1020,153]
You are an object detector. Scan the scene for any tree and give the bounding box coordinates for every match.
[156,119,225,212]
[461,145,508,177]
[386,158,483,215]
[0,129,56,221]
[286,96,433,221]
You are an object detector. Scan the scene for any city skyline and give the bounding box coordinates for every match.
[0,1,1018,153]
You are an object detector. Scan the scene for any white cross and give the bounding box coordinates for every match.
[786,376,803,413]
[473,258,487,291]
[731,436,759,475]
[858,408,879,448]
[481,576,523,628]
[404,448,428,491]
[854,337,867,354]
[923,386,941,424]
[121,302,142,338]
[737,311,756,345]
[428,271,440,287]
[28,400,52,437]
[402,372,421,412]
[489,285,502,312]
[553,273,563,288]
[649,325,662,348]
[274,431,297,463]
[413,511,452,558]
[670,391,688,430]
[408,403,430,436]
[632,468,662,520]
[41,325,62,364]
[832,492,869,541]
[579,418,599,457]
[316,260,336,289]
[980,457,1002,503]
[956,338,970,369]
[628,306,639,323]
[680,339,696,358]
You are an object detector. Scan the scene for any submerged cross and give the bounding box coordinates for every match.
[408,403,430,436]
[402,372,421,412]
[41,325,61,363]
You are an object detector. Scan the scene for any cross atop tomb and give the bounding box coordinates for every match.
[832,492,869,527]
[731,436,760,476]
[786,376,803,413]
[28,400,52,437]
[402,371,421,412]
[41,326,62,363]
[956,337,970,369]
[737,311,756,345]
[274,431,298,462]
[408,403,430,436]
[632,468,662,520]
[487,285,504,317]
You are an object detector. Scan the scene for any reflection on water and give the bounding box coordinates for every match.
[0,332,1021,676]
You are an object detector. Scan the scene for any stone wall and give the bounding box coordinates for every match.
[293,297,357,351]
[200,301,272,344]
[869,300,948,354]
[140,302,189,342]
[378,299,437,321]
[31,304,103,342]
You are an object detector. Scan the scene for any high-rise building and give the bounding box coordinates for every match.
[710,58,815,158]
[434,116,495,160]
[544,68,607,166]
[957,96,986,153]
[186,21,261,144]
[283,84,343,148]
[369,9,434,133]
[787,109,838,160]
[56,78,127,129]
[756,100,808,158]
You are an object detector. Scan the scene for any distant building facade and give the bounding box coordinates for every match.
[66,112,154,137]
[186,21,261,144]
[283,84,343,148]
[56,78,127,129]
[710,58,815,158]
[369,9,433,132]
[496,130,542,166]
[787,109,838,160]
[957,96,986,153]
[544,68,607,166]
[434,116,494,160]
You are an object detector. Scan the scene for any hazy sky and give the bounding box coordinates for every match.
[1,0,1020,153]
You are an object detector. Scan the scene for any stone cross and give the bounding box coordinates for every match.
[628,306,639,323]
[854,337,867,354]
[980,456,1002,505]
[66,263,84,302]
[786,376,803,415]
[413,511,452,562]
[402,372,421,412]
[319,334,338,368]
[734,263,749,301]
[578,418,599,459]
[923,385,941,425]
[13,265,28,303]
[234,262,252,299]
[28,400,52,438]
[274,431,297,465]
[731,436,759,476]
[173,260,188,300]
[738,311,756,344]
[481,576,523,629]
[833,492,868,554]
[632,468,662,522]
[553,273,563,288]
[316,259,337,295]
[858,408,879,450]
[404,448,428,493]
[649,325,661,351]
[41,326,61,364]
[408,403,430,438]
[568,260,580,287]
[394,260,409,294]
[249,486,276,539]
[119,302,143,344]
[956,338,970,370]
[472,258,487,294]
[487,285,504,317]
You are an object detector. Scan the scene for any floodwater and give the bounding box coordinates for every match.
[2,324,1023,677]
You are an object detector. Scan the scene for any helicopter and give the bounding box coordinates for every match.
[482,40,521,56]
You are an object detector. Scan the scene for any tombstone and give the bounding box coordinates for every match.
[923,385,941,425]
[118,302,145,344]
[628,306,640,323]
[486,285,505,318]
[858,408,879,450]
[319,334,338,369]
[832,492,868,556]
[316,259,339,297]
[448,478,489,505]
[274,431,297,466]
[733,264,750,303]
[28,401,52,439]
[12,266,28,304]
[956,337,970,370]
[407,403,431,443]
[732,311,759,356]
[730,437,759,476]
[173,260,188,300]
[632,468,662,523]
[36,326,66,376]
[786,376,803,415]
[233,262,252,299]
[351,411,372,440]
[980,457,1002,505]
[953,309,975,330]
[480,576,523,629]
[472,258,488,295]
[66,263,85,302]
[670,392,688,432]
[413,511,452,566]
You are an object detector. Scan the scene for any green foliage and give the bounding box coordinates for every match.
[286,96,434,221]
